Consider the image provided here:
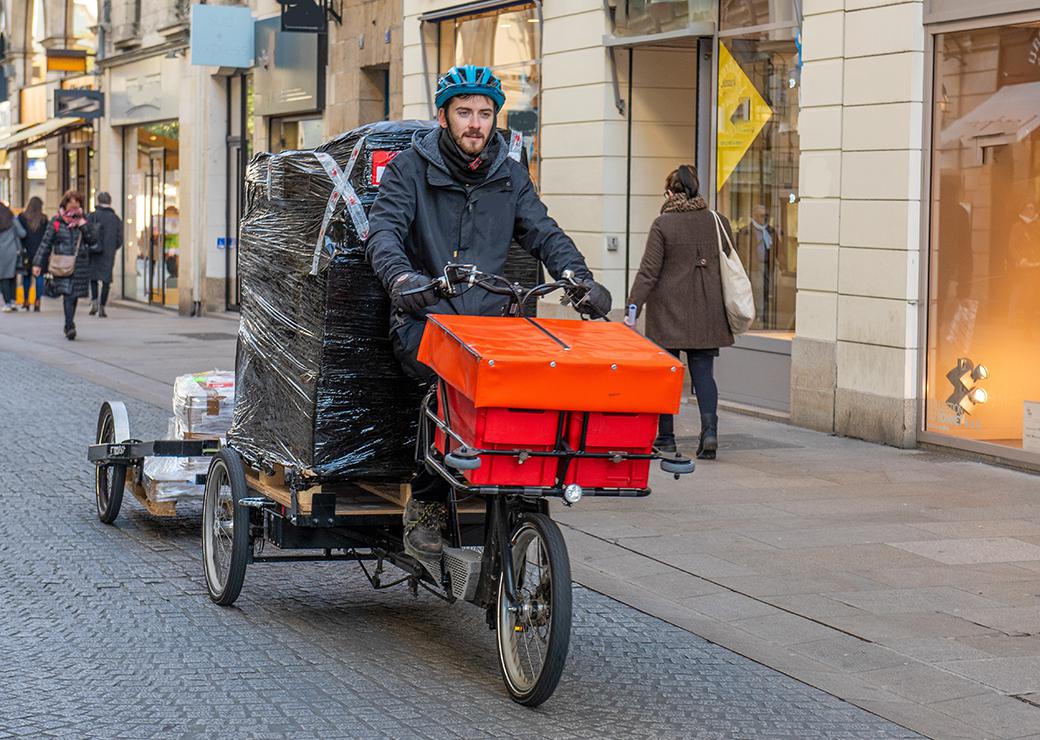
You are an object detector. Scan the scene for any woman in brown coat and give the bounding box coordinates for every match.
[627,165,734,459]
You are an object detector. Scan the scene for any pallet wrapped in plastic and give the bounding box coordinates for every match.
[227,120,542,483]
[172,370,235,438]
[227,121,429,483]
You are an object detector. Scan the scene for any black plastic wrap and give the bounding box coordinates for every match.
[228,120,541,482]
[228,121,432,482]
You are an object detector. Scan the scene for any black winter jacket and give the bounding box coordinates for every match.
[35,218,99,298]
[367,128,593,354]
[87,206,123,283]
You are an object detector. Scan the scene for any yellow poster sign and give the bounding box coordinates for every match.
[716,42,773,191]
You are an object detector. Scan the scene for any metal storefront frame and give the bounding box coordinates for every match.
[916,5,1040,471]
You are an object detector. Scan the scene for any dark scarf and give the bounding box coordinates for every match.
[438,127,499,186]
[661,193,707,214]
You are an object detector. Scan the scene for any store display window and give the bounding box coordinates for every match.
[715,26,800,333]
[926,23,1040,456]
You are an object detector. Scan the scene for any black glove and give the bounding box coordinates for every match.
[391,272,439,315]
[574,278,612,318]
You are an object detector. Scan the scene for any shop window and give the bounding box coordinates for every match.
[606,0,716,36]
[68,0,98,72]
[925,23,1040,456]
[270,116,324,153]
[24,147,47,205]
[360,65,391,124]
[715,28,800,333]
[28,0,45,85]
[437,2,540,180]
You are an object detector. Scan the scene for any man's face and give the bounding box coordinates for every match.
[438,95,496,156]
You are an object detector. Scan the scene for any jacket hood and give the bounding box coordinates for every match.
[411,126,510,184]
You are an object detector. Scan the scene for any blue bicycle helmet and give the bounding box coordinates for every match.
[435,65,506,112]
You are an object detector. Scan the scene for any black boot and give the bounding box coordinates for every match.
[403,498,446,561]
[65,323,76,341]
[98,305,107,318]
[88,300,98,316]
[697,413,718,460]
[654,413,677,453]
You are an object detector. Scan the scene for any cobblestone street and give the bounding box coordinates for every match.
[0,351,920,738]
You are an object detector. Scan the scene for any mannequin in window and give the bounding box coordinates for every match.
[736,204,776,324]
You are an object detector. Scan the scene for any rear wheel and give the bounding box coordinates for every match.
[95,402,129,524]
[496,512,572,706]
[202,448,250,605]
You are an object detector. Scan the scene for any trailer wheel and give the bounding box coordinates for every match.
[202,447,250,606]
[496,512,572,707]
[95,401,130,524]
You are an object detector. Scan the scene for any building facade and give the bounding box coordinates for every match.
[85,0,397,314]
[401,0,1040,470]
[0,0,100,216]
[2,0,1038,469]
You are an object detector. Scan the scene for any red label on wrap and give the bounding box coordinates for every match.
[371,151,399,186]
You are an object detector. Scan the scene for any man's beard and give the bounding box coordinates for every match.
[451,124,487,156]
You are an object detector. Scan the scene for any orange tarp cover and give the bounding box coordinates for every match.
[417,315,685,414]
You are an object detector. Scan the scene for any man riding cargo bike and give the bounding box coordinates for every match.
[367,65,613,561]
[89,65,694,710]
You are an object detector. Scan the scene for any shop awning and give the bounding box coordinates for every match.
[939,81,1040,150]
[0,117,88,151]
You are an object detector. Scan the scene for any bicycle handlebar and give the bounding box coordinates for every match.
[400,263,595,319]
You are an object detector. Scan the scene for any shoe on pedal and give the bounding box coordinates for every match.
[654,434,677,454]
[403,498,446,561]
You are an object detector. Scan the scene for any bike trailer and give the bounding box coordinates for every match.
[418,315,684,489]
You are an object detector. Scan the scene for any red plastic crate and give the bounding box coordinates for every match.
[562,411,657,489]
[436,384,560,486]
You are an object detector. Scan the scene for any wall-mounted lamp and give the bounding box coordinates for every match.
[946,357,990,422]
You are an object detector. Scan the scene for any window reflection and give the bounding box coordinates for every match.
[716,32,800,332]
[927,23,1040,453]
[720,0,797,31]
[606,0,716,36]
[438,3,541,179]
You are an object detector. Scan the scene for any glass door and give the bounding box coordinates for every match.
[124,121,180,306]
[144,148,166,305]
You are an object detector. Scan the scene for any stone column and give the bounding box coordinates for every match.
[792,0,924,447]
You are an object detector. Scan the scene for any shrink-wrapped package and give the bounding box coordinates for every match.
[172,370,235,438]
[227,120,540,482]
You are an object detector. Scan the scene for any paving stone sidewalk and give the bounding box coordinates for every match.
[553,402,1040,739]
[0,344,917,738]
[4,300,1039,737]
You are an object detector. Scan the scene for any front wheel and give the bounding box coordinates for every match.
[95,401,130,524]
[496,512,572,707]
[202,448,250,606]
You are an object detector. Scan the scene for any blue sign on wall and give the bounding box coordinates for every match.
[190,4,254,68]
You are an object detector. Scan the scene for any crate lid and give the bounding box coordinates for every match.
[417,315,684,413]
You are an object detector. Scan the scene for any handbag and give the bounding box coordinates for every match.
[47,228,81,278]
[710,210,756,334]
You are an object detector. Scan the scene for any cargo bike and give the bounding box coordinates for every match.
[89,265,694,707]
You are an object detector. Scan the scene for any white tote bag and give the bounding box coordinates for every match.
[710,210,756,334]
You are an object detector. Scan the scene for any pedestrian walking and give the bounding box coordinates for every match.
[627,165,734,459]
[86,192,123,317]
[0,201,27,313]
[17,197,48,311]
[33,190,98,341]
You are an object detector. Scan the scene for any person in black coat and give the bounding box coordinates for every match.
[33,190,98,340]
[367,64,611,562]
[87,191,123,317]
[17,196,48,311]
